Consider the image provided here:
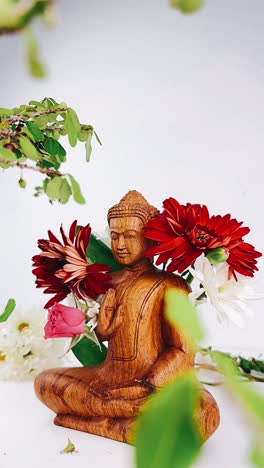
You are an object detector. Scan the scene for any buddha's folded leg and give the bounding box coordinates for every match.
[34,367,147,418]
[34,367,97,416]
[54,414,136,444]
[53,388,220,444]
[194,388,220,440]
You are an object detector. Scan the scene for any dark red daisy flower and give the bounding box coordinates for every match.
[32,221,112,308]
[32,237,70,308]
[144,197,262,278]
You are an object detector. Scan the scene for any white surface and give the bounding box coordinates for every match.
[0,379,262,468]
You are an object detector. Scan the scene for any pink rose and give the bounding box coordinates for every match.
[44,303,85,339]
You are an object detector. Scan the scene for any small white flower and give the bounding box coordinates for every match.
[189,255,263,327]
[65,294,101,334]
[86,300,100,331]
[0,307,69,381]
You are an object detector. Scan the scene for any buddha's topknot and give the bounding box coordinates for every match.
[107,190,159,225]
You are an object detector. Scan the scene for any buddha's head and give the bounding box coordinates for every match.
[107,191,159,266]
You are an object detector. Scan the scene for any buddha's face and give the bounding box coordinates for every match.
[109,216,150,266]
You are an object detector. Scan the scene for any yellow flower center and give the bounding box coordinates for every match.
[18,322,29,332]
[0,352,6,361]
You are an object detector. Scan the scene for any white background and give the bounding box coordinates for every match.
[0,1,264,466]
[0,0,264,350]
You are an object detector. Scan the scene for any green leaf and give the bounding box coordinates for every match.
[43,137,66,160]
[251,445,264,468]
[28,101,45,110]
[52,131,60,141]
[46,97,58,107]
[68,108,81,133]
[34,114,49,128]
[211,351,243,379]
[43,178,49,192]
[135,372,202,468]
[165,290,204,344]
[24,28,46,79]
[66,108,80,147]
[71,336,107,366]
[0,299,16,323]
[56,141,66,158]
[67,335,83,351]
[68,175,86,204]
[84,327,100,347]
[0,108,14,117]
[26,121,44,141]
[20,0,49,28]
[85,130,93,162]
[212,352,264,429]
[87,234,123,272]
[19,135,40,161]
[15,148,24,160]
[45,176,63,200]
[57,101,67,110]
[170,0,205,13]
[211,351,264,468]
[59,178,72,204]
[47,113,57,123]
[0,144,17,162]
[41,159,54,169]
[43,137,59,156]
[60,438,76,454]
[78,128,89,142]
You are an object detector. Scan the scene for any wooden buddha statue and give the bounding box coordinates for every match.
[34,191,220,443]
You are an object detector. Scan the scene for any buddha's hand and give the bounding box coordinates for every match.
[97,288,122,337]
[105,380,154,400]
[100,288,116,318]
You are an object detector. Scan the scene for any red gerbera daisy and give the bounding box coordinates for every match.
[32,221,112,308]
[144,197,262,278]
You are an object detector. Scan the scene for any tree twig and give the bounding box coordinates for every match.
[4,107,67,124]
[0,157,63,177]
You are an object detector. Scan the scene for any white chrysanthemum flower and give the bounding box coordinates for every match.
[189,255,263,327]
[0,307,69,381]
[86,299,100,331]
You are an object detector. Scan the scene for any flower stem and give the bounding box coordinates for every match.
[186,272,194,284]
[197,347,264,384]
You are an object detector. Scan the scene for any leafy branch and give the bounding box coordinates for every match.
[0,158,63,177]
[170,0,205,13]
[198,347,264,385]
[1,0,206,77]
[0,0,52,34]
[0,1,56,77]
[0,0,205,36]
[0,97,101,204]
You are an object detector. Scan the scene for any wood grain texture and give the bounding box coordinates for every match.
[34,191,220,444]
